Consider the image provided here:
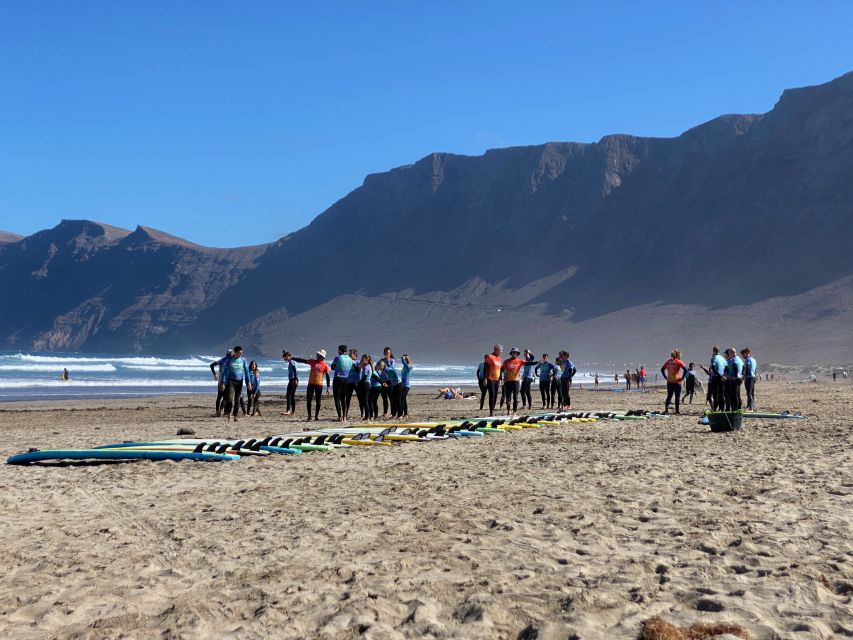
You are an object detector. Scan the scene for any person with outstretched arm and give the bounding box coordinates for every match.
[682,362,697,404]
[660,349,688,414]
[220,346,251,422]
[292,350,331,421]
[701,346,727,411]
[400,354,414,417]
[330,344,353,422]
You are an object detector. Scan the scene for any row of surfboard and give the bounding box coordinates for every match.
[6,409,663,465]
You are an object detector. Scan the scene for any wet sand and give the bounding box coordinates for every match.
[0,382,851,639]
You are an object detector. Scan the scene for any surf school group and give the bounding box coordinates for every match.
[210,345,414,423]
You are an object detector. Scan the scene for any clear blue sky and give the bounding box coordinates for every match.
[1,1,852,247]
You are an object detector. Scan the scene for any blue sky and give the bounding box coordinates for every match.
[1,1,852,247]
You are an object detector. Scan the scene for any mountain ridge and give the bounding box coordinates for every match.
[3,71,853,363]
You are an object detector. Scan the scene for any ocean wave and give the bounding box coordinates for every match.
[9,354,214,367]
[0,364,117,372]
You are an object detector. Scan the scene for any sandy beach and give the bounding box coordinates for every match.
[0,382,851,639]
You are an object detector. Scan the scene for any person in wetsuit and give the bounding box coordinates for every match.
[500,348,525,416]
[246,360,261,416]
[330,344,353,422]
[282,351,299,416]
[520,349,538,410]
[741,348,758,411]
[535,354,555,408]
[220,346,252,422]
[344,348,362,420]
[476,355,488,410]
[400,354,414,417]
[722,347,744,411]
[660,349,688,415]
[682,362,696,404]
[210,349,233,417]
[292,350,331,421]
[484,344,503,416]
[559,350,577,410]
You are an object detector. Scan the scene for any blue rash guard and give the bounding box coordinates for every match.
[560,359,576,380]
[286,360,298,381]
[248,370,260,391]
[711,354,727,378]
[401,362,413,388]
[725,355,744,378]
[331,354,353,379]
[522,359,536,380]
[536,362,556,382]
[214,356,229,378]
[744,356,758,379]
[346,361,362,383]
[476,362,486,380]
[368,366,383,388]
[222,356,250,383]
[383,359,400,384]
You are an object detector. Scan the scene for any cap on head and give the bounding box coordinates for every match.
[510,347,520,355]
[317,349,326,359]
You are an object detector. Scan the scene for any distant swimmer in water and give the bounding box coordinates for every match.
[60,367,70,381]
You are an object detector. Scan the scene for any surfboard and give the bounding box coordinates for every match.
[7,448,238,464]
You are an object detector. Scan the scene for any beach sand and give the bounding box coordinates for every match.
[0,382,851,639]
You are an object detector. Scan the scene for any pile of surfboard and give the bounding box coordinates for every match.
[7,410,666,465]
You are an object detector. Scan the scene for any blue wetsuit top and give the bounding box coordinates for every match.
[401,363,413,388]
[331,354,353,379]
[744,356,757,378]
[286,360,298,381]
[384,359,400,384]
[561,359,576,380]
[536,362,555,382]
[346,362,362,383]
[725,355,744,378]
[522,359,536,380]
[711,354,726,378]
[476,362,486,380]
[222,356,250,383]
[248,370,260,391]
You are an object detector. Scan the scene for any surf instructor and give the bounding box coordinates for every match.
[292,350,331,421]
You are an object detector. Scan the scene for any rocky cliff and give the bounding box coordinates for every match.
[3,72,853,363]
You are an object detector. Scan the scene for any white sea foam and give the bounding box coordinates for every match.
[0,364,117,372]
[11,354,213,367]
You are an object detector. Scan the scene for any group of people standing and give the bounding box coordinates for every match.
[282,346,414,422]
[660,346,758,415]
[210,346,262,421]
[475,345,577,416]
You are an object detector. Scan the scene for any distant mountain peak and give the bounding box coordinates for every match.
[52,219,132,241]
[126,225,204,249]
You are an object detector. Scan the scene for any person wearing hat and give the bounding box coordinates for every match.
[292,350,331,420]
[500,347,525,416]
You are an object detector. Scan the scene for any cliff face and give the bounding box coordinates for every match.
[0,221,267,352]
[0,231,23,243]
[3,72,853,359]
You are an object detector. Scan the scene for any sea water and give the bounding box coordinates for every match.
[0,352,613,401]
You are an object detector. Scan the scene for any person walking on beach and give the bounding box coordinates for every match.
[520,349,537,409]
[330,345,353,421]
[476,355,488,410]
[484,344,503,416]
[594,373,599,388]
[282,351,299,416]
[660,349,688,414]
[400,354,414,417]
[344,348,361,419]
[535,354,555,409]
[559,350,577,410]
[639,366,647,390]
[723,347,744,411]
[220,346,251,422]
[500,347,524,416]
[625,369,632,390]
[246,360,262,416]
[682,362,697,404]
[741,348,758,411]
[292,350,331,421]
[210,349,233,417]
